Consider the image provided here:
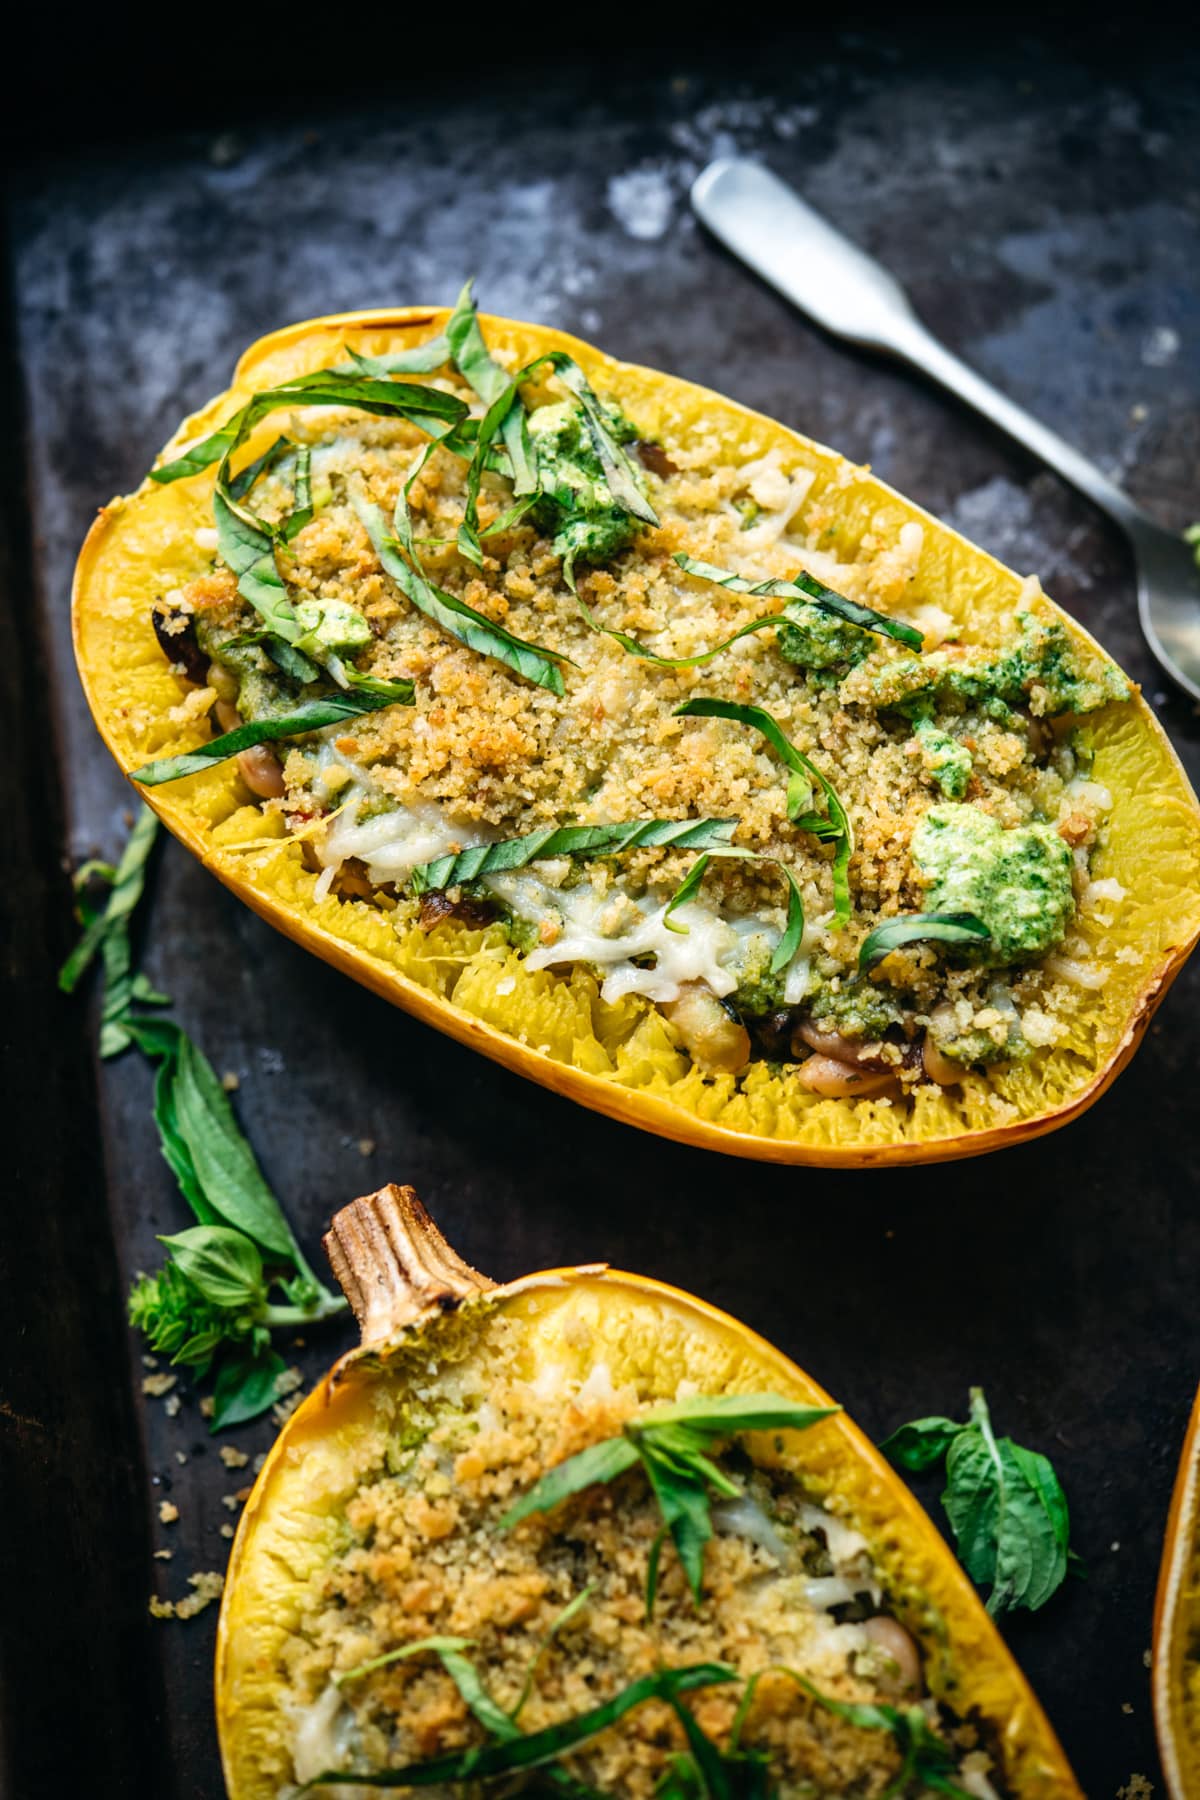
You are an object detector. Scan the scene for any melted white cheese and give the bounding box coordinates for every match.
[292,1683,356,1785]
[502,875,740,1005]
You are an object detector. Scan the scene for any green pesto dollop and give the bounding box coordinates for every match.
[865,613,1131,720]
[528,400,647,571]
[930,1007,1027,1068]
[777,606,873,673]
[911,803,1074,965]
[194,614,309,723]
[807,976,905,1040]
[913,716,973,798]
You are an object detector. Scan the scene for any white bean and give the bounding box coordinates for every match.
[863,1615,923,1694]
[922,1034,963,1086]
[236,745,285,799]
[662,983,751,1075]
[796,1055,898,1099]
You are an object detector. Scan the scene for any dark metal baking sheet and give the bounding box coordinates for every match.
[4,30,1199,1798]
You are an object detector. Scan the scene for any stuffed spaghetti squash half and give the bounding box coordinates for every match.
[72,290,1200,1165]
[216,1183,1082,1798]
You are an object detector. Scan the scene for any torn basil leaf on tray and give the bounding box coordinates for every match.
[72,285,1200,1163]
[215,1184,1082,1797]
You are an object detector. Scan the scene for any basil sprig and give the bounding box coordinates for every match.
[857,912,989,973]
[60,809,347,1428]
[58,803,168,1056]
[131,689,414,786]
[675,699,853,926]
[304,1664,736,1792]
[502,1393,837,1608]
[881,1388,1076,1616]
[674,555,923,650]
[408,817,739,896]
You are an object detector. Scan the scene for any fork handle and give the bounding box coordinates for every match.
[691,159,1146,536]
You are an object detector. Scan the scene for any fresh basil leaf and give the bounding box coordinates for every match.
[771,869,806,975]
[168,1032,297,1262]
[501,1436,640,1528]
[666,1698,737,1800]
[352,492,566,694]
[639,1443,714,1602]
[879,1416,964,1473]
[857,912,989,973]
[158,1225,266,1310]
[885,1388,1074,1617]
[304,1664,737,1790]
[675,698,854,926]
[132,690,412,785]
[509,1585,595,1724]
[211,1342,288,1431]
[674,554,923,650]
[411,817,740,896]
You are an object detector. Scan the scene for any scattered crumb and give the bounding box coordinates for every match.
[1143,1648,1152,1668]
[221,1070,240,1092]
[165,1394,181,1418]
[235,1485,252,1503]
[292,1337,306,1349]
[252,1453,267,1473]
[276,1366,303,1397]
[158,1501,179,1525]
[1122,1701,1134,1715]
[219,1445,250,1470]
[149,1571,225,1622]
[222,1494,241,1512]
[220,1523,235,1540]
[153,1549,174,1561]
[1118,1777,1153,1800]
[358,1137,376,1157]
[142,1354,160,1370]
[200,1396,215,1420]
[175,1452,188,1466]
[272,1392,305,1427]
[143,1373,178,1398]
[1111,1541,1121,1553]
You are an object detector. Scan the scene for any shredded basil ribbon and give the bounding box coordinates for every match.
[132,690,413,786]
[304,1664,736,1791]
[575,555,921,669]
[409,817,739,895]
[353,491,568,694]
[858,912,990,973]
[675,555,924,650]
[675,698,854,927]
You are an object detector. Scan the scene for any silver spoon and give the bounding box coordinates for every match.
[692,158,1200,702]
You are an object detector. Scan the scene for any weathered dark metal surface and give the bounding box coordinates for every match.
[4,29,1199,1798]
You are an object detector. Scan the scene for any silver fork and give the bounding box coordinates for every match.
[692,158,1200,702]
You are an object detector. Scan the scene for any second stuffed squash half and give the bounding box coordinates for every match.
[216,1184,1082,1798]
[72,292,1200,1164]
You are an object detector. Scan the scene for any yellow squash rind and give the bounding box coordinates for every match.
[72,308,1200,1165]
[1154,1382,1200,1798]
